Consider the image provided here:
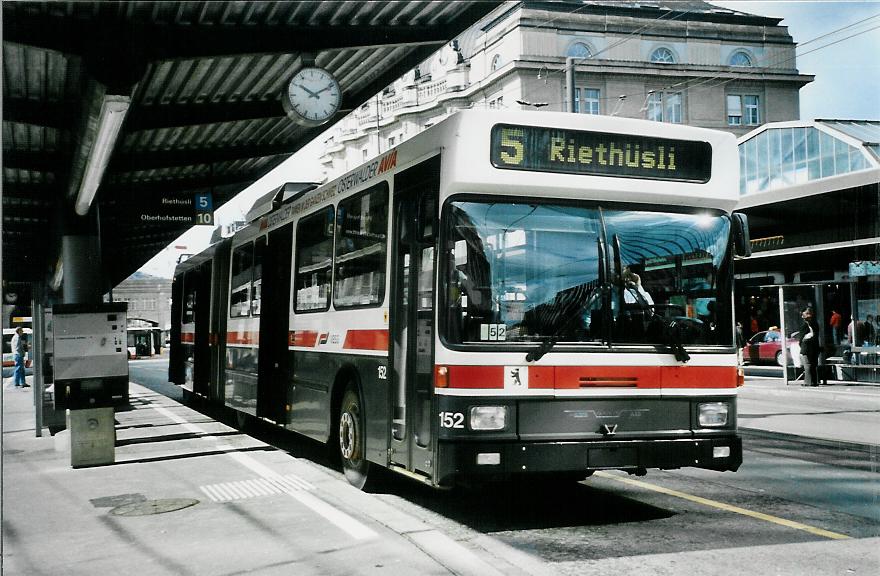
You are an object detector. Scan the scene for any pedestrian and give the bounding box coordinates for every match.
[794,307,820,386]
[829,309,841,344]
[875,314,880,345]
[11,327,29,388]
[865,315,876,346]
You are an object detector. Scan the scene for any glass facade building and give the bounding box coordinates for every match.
[735,120,880,383]
[739,121,879,196]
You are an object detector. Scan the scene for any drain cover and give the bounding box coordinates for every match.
[110,498,199,516]
[91,493,147,508]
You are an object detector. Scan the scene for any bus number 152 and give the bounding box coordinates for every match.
[439,411,465,429]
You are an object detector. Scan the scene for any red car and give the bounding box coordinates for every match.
[743,330,796,366]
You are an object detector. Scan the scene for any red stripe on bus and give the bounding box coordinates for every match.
[555,366,659,389]
[292,331,319,347]
[342,329,389,351]
[528,366,555,388]
[446,365,505,389]
[2,361,14,367]
[181,333,195,343]
[441,365,737,390]
[660,365,737,388]
[227,331,259,345]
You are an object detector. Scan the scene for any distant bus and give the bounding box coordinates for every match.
[127,324,162,359]
[170,110,750,489]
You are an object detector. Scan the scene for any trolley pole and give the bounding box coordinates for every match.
[566,57,577,113]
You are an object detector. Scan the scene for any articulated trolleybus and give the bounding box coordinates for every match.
[170,110,750,489]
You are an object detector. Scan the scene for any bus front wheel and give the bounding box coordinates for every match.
[339,385,371,489]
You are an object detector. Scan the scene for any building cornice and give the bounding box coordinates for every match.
[522,1,784,27]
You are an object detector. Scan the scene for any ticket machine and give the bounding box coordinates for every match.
[52,303,128,467]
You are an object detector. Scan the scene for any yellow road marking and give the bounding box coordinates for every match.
[595,471,850,540]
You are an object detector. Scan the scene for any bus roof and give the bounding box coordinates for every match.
[177,110,740,269]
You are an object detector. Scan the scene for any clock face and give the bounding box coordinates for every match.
[284,67,341,126]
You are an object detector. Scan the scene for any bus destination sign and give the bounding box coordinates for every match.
[491,124,712,183]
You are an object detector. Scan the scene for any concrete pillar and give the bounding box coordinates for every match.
[61,234,102,304]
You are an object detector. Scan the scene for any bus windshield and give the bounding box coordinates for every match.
[442,199,733,348]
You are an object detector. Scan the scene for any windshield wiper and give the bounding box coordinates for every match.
[526,236,608,363]
[525,285,605,362]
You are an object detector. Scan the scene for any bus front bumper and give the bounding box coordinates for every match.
[435,435,742,485]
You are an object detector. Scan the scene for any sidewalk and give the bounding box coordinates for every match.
[1,377,546,576]
[3,374,876,576]
[738,377,880,449]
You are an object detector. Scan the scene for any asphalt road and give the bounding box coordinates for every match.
[129,358,880,575]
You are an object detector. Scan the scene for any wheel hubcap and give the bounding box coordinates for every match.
[340,411,355,460]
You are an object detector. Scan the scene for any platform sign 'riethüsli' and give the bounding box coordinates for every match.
[194,193,214,225]
[138,193,214,226]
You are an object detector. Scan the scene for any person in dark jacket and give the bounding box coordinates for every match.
[796,307,820,386]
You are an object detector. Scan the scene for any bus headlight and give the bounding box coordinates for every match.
[470,406,507,430]
[698,402,729,427]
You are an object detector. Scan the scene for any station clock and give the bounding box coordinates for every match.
[282,66,341,127]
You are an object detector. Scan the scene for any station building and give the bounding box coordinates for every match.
[734,120,880,382]
[319,0,812,176]
[109,273,173,336]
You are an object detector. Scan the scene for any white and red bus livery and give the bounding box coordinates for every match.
[170,110,750,489]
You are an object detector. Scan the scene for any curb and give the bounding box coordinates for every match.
[739,427,879,454]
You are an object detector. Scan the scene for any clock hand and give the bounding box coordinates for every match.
[314,83,336,95]
[296,83,320,99]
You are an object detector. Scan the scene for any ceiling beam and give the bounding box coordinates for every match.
[3,150,68,172]
[125,100,284,131]
[3,98,74,130]
[124,99,356,131]
[3,14,449,59]
[109,143,297,172]
[108,119,333,172]
[99,173,261,197]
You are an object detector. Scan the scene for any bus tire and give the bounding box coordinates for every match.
[339,384,371,490]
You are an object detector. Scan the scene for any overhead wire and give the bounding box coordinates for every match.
[669,12,880,96]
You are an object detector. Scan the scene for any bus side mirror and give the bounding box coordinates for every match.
[732,212,751,257]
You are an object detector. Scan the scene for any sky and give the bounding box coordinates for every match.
[137,1,880,279]
[714,1,880,120]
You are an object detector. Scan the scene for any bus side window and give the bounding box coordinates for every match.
[252,237,265,316]
[295,206,335,312]
[334,183,388,308]
[230,242,253,317]
[183,272,197,324]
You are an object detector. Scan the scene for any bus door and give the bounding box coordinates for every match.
[390,157,439,477]
[193,263,212,397]
[257,226,293,423]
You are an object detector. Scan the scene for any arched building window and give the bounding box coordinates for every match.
[729,51,753,67]
[566,42,592,59]
[491,54,502,72]
[650,47,676,64]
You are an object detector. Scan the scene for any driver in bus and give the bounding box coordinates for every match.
[622,267,654,308]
